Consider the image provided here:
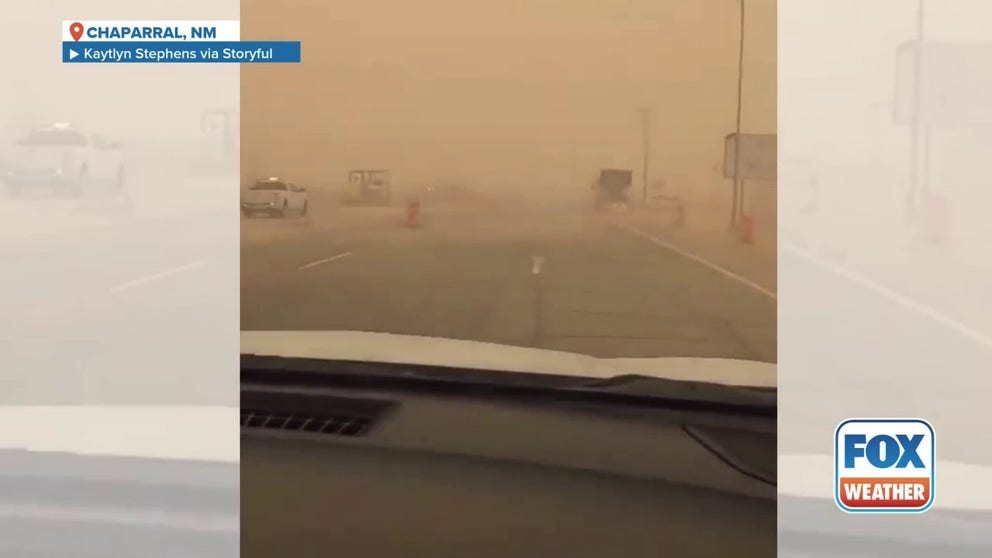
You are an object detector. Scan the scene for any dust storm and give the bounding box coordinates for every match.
[239,0,778,363]
[240,0,776,210]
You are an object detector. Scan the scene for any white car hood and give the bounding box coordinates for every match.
[243,189,281,204]
[0,332,773,466]
[240,330,777,388]
[7,144,71,170]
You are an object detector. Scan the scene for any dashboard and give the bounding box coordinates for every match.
[241,379,777,558]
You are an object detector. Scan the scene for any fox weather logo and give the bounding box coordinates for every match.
[834,418,935,513]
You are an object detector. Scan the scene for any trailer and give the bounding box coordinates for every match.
[591,168,633,210]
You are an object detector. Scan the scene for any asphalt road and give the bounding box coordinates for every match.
[7,181,989,465]
[241,197,777,362]
[779,246,992,465]
[0,188,238,405]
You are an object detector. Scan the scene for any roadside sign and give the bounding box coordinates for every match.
[894,41,992,126]
[724,133,777,180]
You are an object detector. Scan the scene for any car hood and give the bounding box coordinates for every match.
[243,189,281,203]
[241,330,777,388]
[6,144,70,170]
[0,333,772,465]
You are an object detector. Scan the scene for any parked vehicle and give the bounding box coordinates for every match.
[242,177,308,218]
[3,123,124,197]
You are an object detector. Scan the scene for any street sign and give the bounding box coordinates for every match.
[724,133,776,180]
[895,41,992,126]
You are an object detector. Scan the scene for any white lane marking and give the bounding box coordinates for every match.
[532,256,545,275]
[298,251,353,271]
[619,224,776,299]
[782,243,992,350]
[110,261,207,293]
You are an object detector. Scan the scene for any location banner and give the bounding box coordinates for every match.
[61,20,300,63]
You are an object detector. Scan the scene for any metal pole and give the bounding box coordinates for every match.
[638,107,652,202]
[731,0,746,228]
[201,109,235,160]
[909,0,925,217]
[923,126,931,197]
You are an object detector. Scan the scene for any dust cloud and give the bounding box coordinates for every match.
[2,2,240,406]
[240,0,779,362]
[241,0,776,215]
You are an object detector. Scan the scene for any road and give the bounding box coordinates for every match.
[777,243,992,553]
[0,180,238,405]
[779,246,992,466]
[7,179,989,465]
[241,195,777,362]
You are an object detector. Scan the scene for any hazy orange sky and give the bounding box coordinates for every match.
[242,0,776,197]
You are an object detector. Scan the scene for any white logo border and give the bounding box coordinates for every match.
[833,417,936,514]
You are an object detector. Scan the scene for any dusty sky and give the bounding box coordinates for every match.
[242,0,776,197]
[0,2,238,154]
[780,0,992,210]
[4,0,987,206]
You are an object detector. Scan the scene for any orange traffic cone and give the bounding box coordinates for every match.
[738,214,755,245]
[405,199,421,228]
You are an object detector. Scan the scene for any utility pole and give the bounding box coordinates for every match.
[201,109,237,166]
[730,0,746,228]
[637,106,653,202]
[908,0,925,219]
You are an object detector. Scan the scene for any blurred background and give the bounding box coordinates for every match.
[242,0,775,222]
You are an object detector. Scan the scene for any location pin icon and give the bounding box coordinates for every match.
[70,22,84,42]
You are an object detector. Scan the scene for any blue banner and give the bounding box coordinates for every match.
[62,41,301,63]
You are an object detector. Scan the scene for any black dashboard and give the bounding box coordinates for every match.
[241,374,777,558]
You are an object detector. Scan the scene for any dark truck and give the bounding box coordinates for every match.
[591,168,633,209]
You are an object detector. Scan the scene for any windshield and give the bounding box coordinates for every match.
[240,1,777,383]
[251,181,287,191]
[17,129,87,147]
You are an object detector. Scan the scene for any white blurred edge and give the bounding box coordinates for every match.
[0,406,238,463]
[780,454,992,511]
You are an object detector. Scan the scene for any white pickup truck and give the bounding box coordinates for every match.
[2,123,125,197]
[242,177,309,218]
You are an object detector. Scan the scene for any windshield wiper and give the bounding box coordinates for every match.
[241,354,776,418]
